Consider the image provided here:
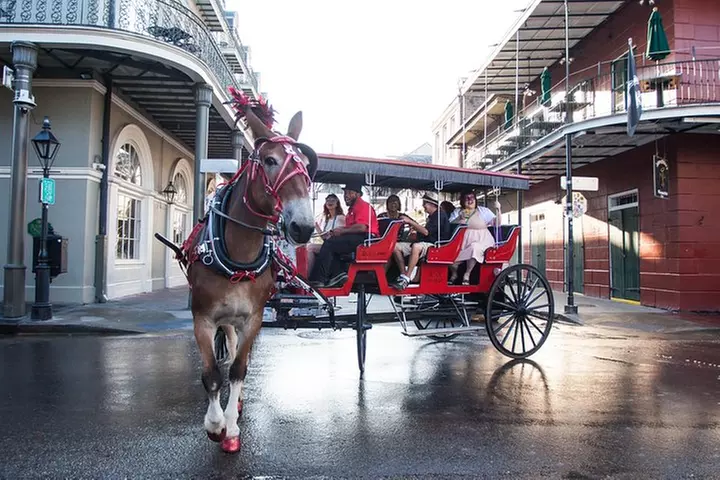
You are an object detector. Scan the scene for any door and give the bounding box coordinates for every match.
[609,191,640,301]
[572,217,584,293]
[530,214,546,276]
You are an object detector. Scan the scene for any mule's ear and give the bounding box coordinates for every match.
[242,107,274,142]
[287,111,303,140]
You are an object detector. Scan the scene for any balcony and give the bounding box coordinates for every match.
[462,58,720,170]
[0,0,239,96]
[212,30,259,94]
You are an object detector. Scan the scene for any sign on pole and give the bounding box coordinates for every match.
[39,178,56,205]
[200,158,239,174]
[560,175,598,192]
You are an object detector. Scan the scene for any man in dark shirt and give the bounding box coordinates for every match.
[390,192,450,290]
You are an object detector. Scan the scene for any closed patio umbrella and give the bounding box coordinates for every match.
[504,100,513,129]
[541,67,551,106]
[646,7,670,61]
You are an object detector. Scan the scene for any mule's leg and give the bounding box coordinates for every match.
[194,319,226,442]
[221,317,261,454]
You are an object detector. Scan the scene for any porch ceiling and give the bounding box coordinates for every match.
[514,119,720,185]
[0,46,244,160]
[464,0,626,96]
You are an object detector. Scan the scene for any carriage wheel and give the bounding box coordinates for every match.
[485,264,554,359]
[355,285,368,377]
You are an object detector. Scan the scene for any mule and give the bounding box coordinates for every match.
[156,91,316,453]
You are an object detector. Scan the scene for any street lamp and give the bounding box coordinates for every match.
[162,180,177,205]
[30,116,61,320]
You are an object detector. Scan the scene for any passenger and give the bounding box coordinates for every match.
[378,194,403,221]
[308,180,379,288]
[390,192,450,290]
[448,190,497,285]
[440,200,456,217]
[306,194,346,274]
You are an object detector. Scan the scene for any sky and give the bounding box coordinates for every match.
[226,0,532,158]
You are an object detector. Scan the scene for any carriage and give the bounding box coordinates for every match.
[265,153,555,376]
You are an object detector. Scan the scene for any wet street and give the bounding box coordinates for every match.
[1,322,718,479]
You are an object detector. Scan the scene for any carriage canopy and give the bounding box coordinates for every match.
[313,154,530,192]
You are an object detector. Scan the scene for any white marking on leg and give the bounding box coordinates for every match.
[204,394,225,434]
[224,381,244,438]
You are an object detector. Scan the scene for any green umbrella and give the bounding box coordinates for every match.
[646,7,670,61]
[504,100,513,129]
[540,66,551,106]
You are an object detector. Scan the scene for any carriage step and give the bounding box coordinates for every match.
[401,325,483,337]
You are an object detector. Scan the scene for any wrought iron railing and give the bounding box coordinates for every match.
[464,57,720,168]
[212,30,259,92]
[0,0,246,97]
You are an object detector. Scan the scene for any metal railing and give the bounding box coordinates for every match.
[212,30,259,92]
[465,57,720,168]
[0,0,245,97]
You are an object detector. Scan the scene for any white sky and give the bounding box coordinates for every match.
[226,0,531,158]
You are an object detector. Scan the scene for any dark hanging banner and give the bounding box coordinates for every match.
[653,155,669,199]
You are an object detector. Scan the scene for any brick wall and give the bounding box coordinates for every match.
[520,133,720,312]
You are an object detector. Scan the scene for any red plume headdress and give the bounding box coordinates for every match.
[227,86,276,129]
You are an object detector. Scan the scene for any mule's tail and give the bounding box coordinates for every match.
[214,328,229,363]
[154,232,184,259]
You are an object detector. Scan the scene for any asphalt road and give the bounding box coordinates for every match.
[0,322,718,479]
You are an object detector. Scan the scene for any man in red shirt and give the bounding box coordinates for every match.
[308,179,379,288]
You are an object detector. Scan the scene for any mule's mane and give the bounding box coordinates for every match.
[227,87,276,130]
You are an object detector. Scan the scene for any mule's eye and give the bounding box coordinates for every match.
[264,156,278,167]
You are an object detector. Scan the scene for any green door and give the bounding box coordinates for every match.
[609,207,640,301]
[572,218,584,294]
[531,219,546,276]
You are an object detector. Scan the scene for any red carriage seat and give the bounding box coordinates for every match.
[425,224,468,264]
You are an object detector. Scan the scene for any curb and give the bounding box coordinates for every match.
[555,313,584,326]
[0,320,145,336]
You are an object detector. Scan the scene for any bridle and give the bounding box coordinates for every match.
[213,135,317,234]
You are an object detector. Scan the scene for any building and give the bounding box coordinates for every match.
[0,0,264,312]
[434,0,720,313]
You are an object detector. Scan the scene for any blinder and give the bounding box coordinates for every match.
[295,143,318,181]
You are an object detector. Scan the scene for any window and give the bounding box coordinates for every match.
[116,193,141,259]
[173,173,188,206]
[173,211,187,245]
[114,143,142,185]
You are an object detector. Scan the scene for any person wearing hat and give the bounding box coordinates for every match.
[308,179,379,288]
[390,192,450,290]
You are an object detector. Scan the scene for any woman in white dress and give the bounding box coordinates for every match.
[306,194,346,273]
[448,191,497,285]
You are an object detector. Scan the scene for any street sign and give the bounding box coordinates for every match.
[39,178,56,205]
[200,158,239,174]
[560,175,599,192]
[2,66,14,90]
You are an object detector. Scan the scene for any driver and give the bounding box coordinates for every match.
[308,179,379,288]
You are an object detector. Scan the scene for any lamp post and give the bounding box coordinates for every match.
[30,117,61,320]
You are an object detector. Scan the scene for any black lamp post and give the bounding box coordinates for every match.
[30,117,61,320]
[162,180,177,205]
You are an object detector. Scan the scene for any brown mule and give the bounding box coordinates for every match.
[157,95,316,454]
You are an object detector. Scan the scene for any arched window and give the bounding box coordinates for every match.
[114,142,143,260]
[173,172,188,206]
[114,143,142,185]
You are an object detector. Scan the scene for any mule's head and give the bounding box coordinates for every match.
[242,106,316,245]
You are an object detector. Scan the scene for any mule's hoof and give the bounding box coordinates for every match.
[221,436,241,453]
[238,400,243,414]
[207,428,226,443]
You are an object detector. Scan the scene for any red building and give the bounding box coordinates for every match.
[439,0,720,312]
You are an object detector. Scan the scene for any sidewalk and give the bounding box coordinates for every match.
[1,285,718,336]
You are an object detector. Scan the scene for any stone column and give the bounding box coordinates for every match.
[232,129,245,168]
[193,83,212,225]
[3,42,38,319]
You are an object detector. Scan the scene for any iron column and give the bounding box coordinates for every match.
[232,129,245,168]
[3,41,38,319]
[564,0,578,314]
[193,83,212,225]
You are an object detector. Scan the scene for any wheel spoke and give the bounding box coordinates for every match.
[520,316,538,349]
[493,313,516,334]
[521,275,540,304]
[499,314,518,346]
[525,313,549,335]
[525,288,547,308]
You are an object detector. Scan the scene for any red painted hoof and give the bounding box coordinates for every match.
[238,400,243,414]
[221,436,241,453]
[207,428,226,443]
